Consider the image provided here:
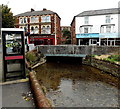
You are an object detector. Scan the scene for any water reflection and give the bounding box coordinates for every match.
[35,62,118,91]
[35,62,119,107]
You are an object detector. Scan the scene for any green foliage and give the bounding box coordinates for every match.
[1,4,15,28]
[26,52,38,65]
[62,29,71,44]
[62,29,71,37]
[104,55,120,63]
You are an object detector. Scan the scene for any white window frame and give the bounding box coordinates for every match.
[41,15,51,22]
[30,16,39,23]
[41,25,51,34]
[19,17,27,24]
[84,27,89,33]
[106,15,111,23]
[84,16,89,24]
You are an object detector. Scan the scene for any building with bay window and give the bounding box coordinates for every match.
[15,8,61,45]
[71,8,120,46]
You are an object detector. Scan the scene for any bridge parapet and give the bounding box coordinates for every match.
[36,45,120,57]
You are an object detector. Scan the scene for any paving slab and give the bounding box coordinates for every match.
[2,81,35,108]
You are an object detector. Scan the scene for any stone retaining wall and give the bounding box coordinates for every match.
[29,71,52,108]
[83,57,120,77]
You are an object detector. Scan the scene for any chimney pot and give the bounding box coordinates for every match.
[43,8,47,11]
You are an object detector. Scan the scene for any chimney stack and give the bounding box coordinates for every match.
[31,8,35,12]
[43,8,47,11]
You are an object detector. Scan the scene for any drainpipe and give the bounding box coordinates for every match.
[54,14,57,45]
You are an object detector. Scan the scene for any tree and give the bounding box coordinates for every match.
[1,4,15,28]
[62,29,71,44]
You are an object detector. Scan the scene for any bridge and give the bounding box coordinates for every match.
[36,45,120,57]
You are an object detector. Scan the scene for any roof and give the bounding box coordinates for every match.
[15,9,60,18]
[76,8,120,17]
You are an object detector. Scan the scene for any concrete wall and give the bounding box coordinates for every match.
[37,45,120,56]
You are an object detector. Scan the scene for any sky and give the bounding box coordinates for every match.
[0,0,120,26]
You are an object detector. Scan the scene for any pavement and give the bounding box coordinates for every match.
[2,81,35,108]
[0,42,35,108]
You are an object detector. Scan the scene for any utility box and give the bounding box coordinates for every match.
[1,28,26,81]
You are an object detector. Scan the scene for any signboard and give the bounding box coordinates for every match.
[1,28,25,81]
[76,33,99,38]
[99,33,120,38]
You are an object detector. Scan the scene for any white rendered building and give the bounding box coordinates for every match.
[71,8,120,46]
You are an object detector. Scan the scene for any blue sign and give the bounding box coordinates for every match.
[76,33,99,38]
[99,33,120,38]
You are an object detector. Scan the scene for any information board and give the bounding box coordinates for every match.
[1,28,26,81]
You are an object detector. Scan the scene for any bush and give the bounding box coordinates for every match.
[26,52,38,65]
[104,55,120,63]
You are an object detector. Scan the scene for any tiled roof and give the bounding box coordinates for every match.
[15,10,56,17]
[76,8,120,17]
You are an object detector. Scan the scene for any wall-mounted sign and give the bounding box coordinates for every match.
[76,33,99,38]
[1,28,26,81]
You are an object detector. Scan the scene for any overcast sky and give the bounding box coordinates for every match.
[0,0,120,26]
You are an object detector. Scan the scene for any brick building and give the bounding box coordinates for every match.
[15,8,61,45]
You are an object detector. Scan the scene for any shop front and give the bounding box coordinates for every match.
[28,35,55,45]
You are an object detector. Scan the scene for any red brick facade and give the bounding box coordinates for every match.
[70,17,76,44]
[14,9,61,45]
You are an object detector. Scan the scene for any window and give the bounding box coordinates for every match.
[30,16,39,23]
[19,17,27,24]
[24,18,27,23]
[106,26,111,33]
[31,26,34,34]
[84,27,88,33]
[19,18,23,24]
[35,26,39,34]
[5,33,22,55]
[84,16,89,24]
[41,25,51,34]
[41,26,46,34]
[41,16,51,22]
[100,26,104,33]
[46,25,50,34]
[79,27,83,33]
[106,15,111,23]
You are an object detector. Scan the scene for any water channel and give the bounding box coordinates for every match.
[35,57,119,107]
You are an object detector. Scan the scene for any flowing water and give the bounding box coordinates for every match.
[35,60,119,107]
